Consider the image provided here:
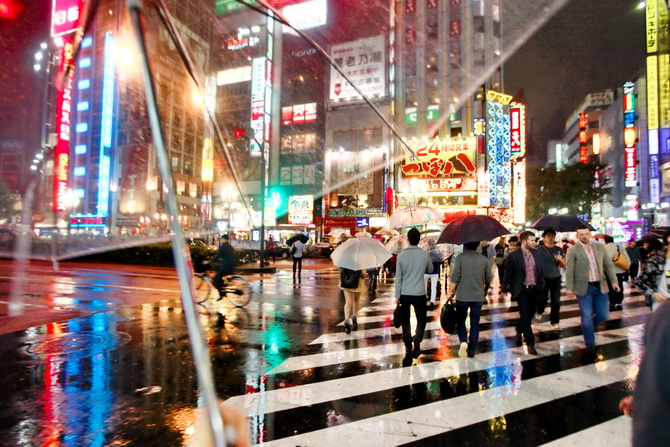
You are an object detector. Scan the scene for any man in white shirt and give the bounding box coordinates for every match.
[291,239,305,281]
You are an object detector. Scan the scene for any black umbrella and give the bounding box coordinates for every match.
[437,215,511,245]
[286,233,309,246]
[530,215,596,232]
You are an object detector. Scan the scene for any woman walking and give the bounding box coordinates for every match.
[339,268,368,334]
[634,233,670,312]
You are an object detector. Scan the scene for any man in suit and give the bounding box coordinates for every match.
[502,230,545,355]
[565,225,620,354]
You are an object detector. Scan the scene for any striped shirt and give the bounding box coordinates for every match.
[522,249,537,286]
[578,241,600,282]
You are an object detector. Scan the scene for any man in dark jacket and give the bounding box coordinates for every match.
[502,230,545,355]
[211,234,236,298]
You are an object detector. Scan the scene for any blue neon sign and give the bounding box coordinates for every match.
[97,33,116,217]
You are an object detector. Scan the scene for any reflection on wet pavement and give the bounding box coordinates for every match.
[0,266,645,446]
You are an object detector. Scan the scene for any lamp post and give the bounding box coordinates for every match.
[233,128,269,266]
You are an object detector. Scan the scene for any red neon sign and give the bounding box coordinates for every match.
[51,0,82,37]
[579,112,588,163]
[53,37,75,212]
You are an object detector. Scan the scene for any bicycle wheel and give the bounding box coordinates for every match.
[224,275,253,307]
[194,273,212,301]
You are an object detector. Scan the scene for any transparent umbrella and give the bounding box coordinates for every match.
[1,0,578,444]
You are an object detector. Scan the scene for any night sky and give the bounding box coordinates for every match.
[504,0,647,164]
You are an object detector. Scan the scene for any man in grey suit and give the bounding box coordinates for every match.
[565,225,620,354]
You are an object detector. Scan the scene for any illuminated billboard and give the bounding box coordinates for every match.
[623,81,637,188]
[97,33,116,216]
[282,0,327,31]
[51,0,82,37]
[288,195,314,224]
[510,103,526,158]
[486,99,511,208]
[579,112,588,163]
[329,36,386,103]
[216,66,252,86]
[53,37,75,212]
[401,137,477,178]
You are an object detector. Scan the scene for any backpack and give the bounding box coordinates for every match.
[340,268,362,289]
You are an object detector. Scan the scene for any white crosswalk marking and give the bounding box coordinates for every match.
[227,282,647,446]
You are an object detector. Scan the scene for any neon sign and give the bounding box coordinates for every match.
[53,37,75,212]
[97,34,116,216]
[510,103,526,158]
[624,81,637,188]
[51,0,82,37]
[579,112,588,163]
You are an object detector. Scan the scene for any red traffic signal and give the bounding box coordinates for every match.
[233,128,246,139]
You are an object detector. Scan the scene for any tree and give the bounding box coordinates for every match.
[525,161,612,222]
[0,178,20,224]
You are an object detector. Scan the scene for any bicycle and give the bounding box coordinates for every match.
[194,264,253,307]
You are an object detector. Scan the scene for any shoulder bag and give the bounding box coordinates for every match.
[613,246,631,271]
[440,299,458,334]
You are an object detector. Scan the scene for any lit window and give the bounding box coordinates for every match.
[81,37,93,48]
[76,123,88,133]
[77,101,89,111]
[75,145,87,154]
[78,79,91,89]
[74,189,85,198]
[74,167,86,176]
[80,58,91,68]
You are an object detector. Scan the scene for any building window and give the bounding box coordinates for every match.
[171,155,180,172]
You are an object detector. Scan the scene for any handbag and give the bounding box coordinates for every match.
[393,304,403,328]
[613,246,630,270]
[440,298,458,334]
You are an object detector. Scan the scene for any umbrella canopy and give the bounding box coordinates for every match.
[530,215,596,232]
[375,228,399,237]
[385,234,409,254]
[330,237,392,270]
[286,233,309,246]
[388,206,444,228]
[355,231,373,238]
[437,215,511,245]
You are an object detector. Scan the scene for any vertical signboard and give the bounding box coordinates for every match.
[578,112,588,163]
[329,36,386,103]
[486,92,513,208]
[647,0,659,53]
[623,81,638,188]
[509,103,526,159]
[53,37,75,212]
[661,54,670,128]
[649,55,660,131]
[250,57,266,157]
[513,161,526,224]
[97,33,116,216]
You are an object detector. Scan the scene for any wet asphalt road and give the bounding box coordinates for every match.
[0,259,353,446]
[0,259,645,446]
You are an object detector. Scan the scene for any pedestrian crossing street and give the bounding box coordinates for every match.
[227,271,647,446]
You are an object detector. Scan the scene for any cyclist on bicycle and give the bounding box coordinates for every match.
[210,234,236,298]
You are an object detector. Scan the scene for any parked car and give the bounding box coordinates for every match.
[267,241,291,259]
[316,239,334,257]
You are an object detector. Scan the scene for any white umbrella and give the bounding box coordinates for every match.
[355,231,373,238]
[331,237,392,270]
[375,228,399,237]
[389,206,444,228]
[385,234,408,254]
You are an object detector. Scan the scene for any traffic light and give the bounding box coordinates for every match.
[233,128,246,139]
[0,0,24,20]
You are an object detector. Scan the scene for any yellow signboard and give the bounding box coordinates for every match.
[661,53,670,128]
[660,0,669,51]
[649,55,660,130]
[647,0,659,53]
[486,91,513,105]
[402,137,478,177]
